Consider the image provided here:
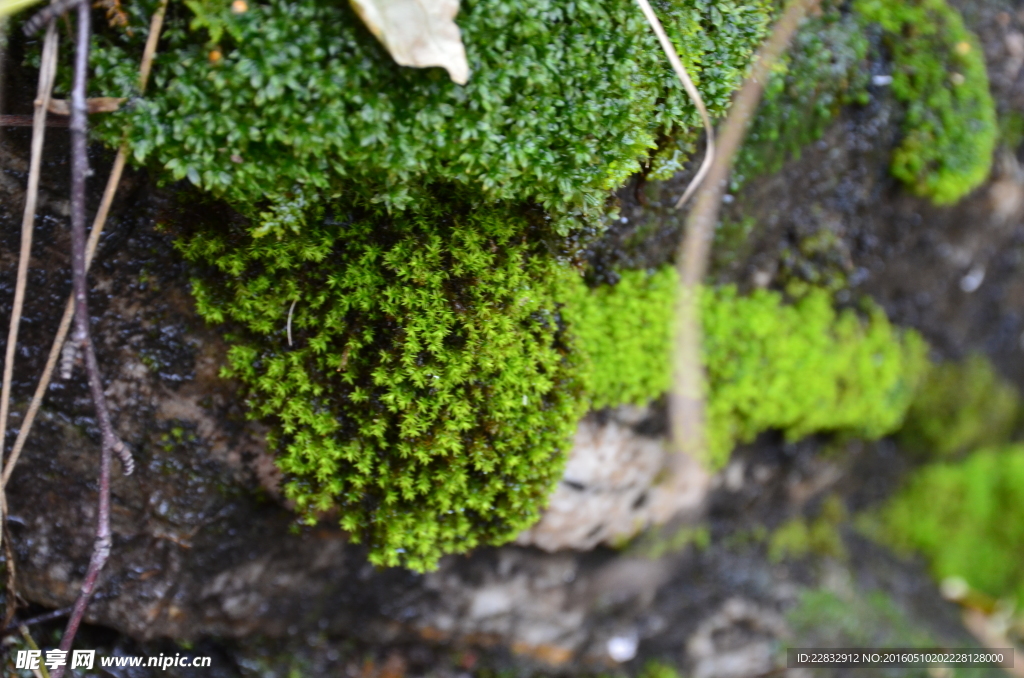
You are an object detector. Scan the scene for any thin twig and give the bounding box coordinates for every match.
[48,5,119,671]
[670,0,819,457]
[1,0,167,489]
[0,114,69,126]
[3,606,73,636]
[633,0,715,208]
[0,17,58,570]
[2,524,17,630]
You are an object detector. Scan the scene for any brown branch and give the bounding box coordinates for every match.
[48,4,121,670]
[2,524,17,631]
[670,0,820,457]
[0,114,69,126]
[47,96,124,115]
[22,0,79,36]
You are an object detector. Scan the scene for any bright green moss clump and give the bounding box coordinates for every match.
[704,286,927,465]
[568,267,929,468]
[181,200,585,571]
[873,446,1024,605]
[899,355,1020,458]
[90,0,771,233]
[566,267,676,409]
[854,0,997,204]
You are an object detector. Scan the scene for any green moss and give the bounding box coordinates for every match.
[181,198,585,571]
[636,661,685,678]
[870,445,1024,605]
[733,3,870,185]
[566,267,677,409]
[704,287,927,465]
[899,355,1020,458]
[777,228,853,298]
[628,523,711,559]
[854,0,997,204]
[89,0,771,234]
[768,495,847,563]
[1000,110,1024,151]
[570,267,929,468]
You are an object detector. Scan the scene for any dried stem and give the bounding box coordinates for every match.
[19,625,49,678]
[0,17,57,567]
[633,0,715,209]
[0,0,167,490]
[671,0,819,457]
[0,114,68,126]
[0,26,59,428]
[2,524,17,630]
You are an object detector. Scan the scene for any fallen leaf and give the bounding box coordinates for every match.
[349,0,469,84]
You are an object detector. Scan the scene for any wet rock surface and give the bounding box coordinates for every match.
[516,406,709,553]
[2,1,1024,676]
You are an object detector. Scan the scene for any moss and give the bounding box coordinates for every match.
[899,355,1020,459]
[869,445,1024,606]
[768,495,847,563]
[704,287,928,466]
[628,523,711,559]
[1000,110,1024,152]
[571,267,929,468]
[88,0,771,235]
[854,0,997,204]
[777,228,853,298]
[733,3,870,185]
[181,197,586,571]
[566,267,677,410]
[636,661,685,678]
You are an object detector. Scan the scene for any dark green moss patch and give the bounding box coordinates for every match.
[854,0,997,204]
[91,0,772,234]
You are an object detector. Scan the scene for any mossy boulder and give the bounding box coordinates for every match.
[871,445,1024,605]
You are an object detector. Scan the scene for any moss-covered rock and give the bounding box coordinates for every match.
[90,0,771,234]
[854,0,996,204]
[870,445,1024,605]
[181,198,585,571]
[568,267,929,468]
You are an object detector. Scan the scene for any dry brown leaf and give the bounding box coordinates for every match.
[349,0,469,84]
